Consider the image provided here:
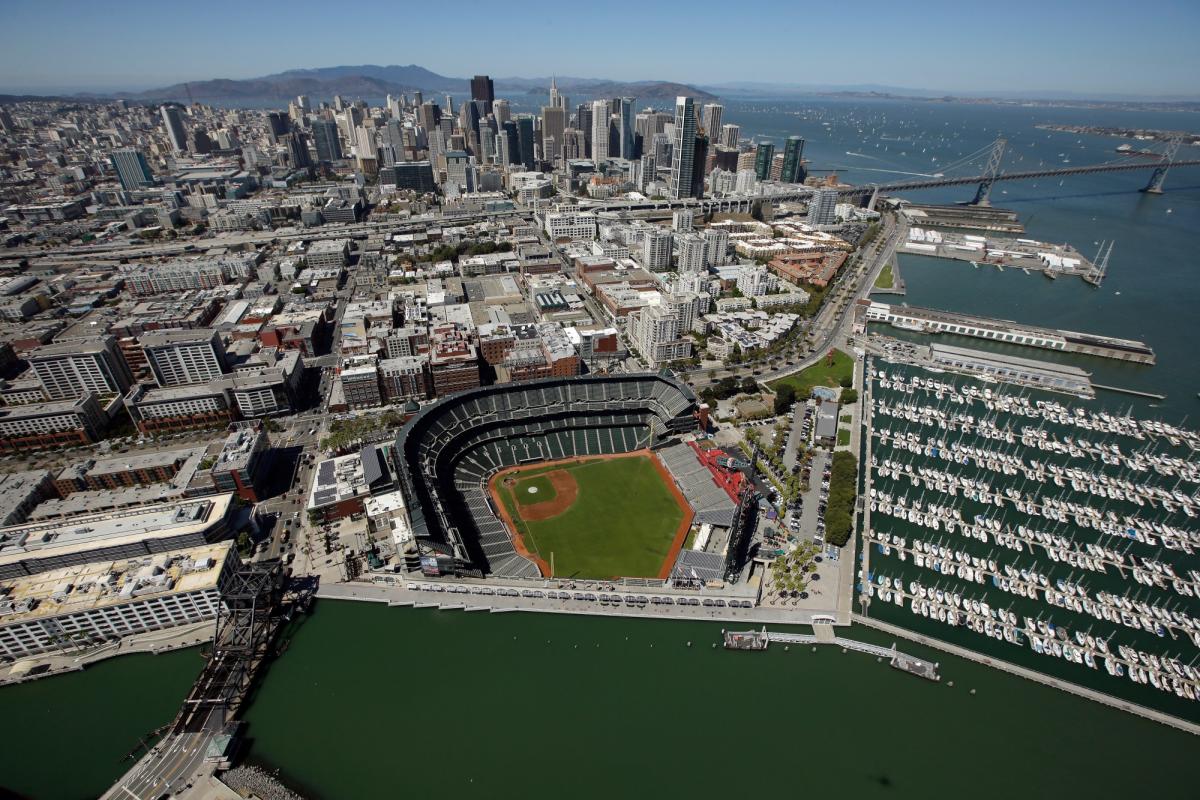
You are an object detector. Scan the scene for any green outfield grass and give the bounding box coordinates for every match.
[513,475,557,505]
[497,455,686,579]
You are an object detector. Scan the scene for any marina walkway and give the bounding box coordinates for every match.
[853,613,1200,736]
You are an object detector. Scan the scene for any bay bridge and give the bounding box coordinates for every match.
[585,135,1200,215]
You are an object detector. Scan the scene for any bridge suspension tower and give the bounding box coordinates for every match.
[970,138,1007,206]
[1141,135,1183,194]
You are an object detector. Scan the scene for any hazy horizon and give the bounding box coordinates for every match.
[1,0,1199,99]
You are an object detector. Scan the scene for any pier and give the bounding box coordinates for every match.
[722,626,941,681]
[1093,383,1167,401]
[902,227,1099,281]
[853,614,1200,736]
[863,301,1156,365]
[866,334,1095,398]
[900,203,1025,234]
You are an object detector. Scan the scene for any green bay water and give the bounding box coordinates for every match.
[237,601,1199,799]
[0,647,203,800]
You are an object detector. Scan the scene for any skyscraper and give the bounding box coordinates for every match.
[701,103,723,139]
[493,99,511,127]
[576,103,593,157]
[111,148,154,190]
[312,119,342,162]
[669,97,698,199]
[590,99,610,166]
[549,77,567,110]
[781,135,806,183]
[160,105,188,154]
[754,142,776,181]
[616,97,635,159]
[515,116,536,170]
[470,75,494,115]
[691,134,708,199]
[719,123,740,149]
[541,105,565,165]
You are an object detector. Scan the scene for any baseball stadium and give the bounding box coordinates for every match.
[394,374,706,580]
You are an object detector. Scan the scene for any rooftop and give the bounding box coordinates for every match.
[0,541,232,626]
[0,494,233,570]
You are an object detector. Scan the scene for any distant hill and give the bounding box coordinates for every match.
[126,65,716,105]
[510,79,717,101]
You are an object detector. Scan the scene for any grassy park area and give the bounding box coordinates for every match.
[769,348,855,401]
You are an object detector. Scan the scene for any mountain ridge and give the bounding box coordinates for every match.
[123,64,717,104]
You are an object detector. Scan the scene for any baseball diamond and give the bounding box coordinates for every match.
[491,452,693,579]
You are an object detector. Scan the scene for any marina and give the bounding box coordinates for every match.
[860,359,1200,726]
[862,300,1156,364]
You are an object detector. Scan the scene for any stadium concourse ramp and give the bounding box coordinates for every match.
[658,442,736,527]
[396,374,699,578]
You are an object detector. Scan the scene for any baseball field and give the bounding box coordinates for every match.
[491,451,692,580]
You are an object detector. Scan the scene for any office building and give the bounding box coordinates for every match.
[493,98,511,126]
[755,142,775,181]
[111,148,154,190]
[160,105,188,154]
[719,123,740,149]
[701,103,723,139]
[669,97,698,199]
[781,136,806,183]
[616,97,635,159]
[470,75,494,115]
[388,161,436,192]
[141,329,228,387]
[515,115,536,171]
[541,104,565,164]
[549,77,566,110]
[312,119,342,162]
[444,150,476,193]
[590,100,609,166]
[28,336,132,400]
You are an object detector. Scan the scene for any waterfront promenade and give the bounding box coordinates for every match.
[853,613,1200,736]
[314,578,854,626]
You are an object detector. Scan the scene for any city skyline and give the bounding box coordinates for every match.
[1,0,1199,98]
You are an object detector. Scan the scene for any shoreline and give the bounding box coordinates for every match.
[0,620,212,687]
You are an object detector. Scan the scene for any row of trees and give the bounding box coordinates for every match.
[824,450,859,547]
[423,239,514,264]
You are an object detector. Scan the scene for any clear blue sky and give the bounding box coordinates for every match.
[2,0,1198,97]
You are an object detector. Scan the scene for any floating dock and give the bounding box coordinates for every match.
[902,228,1097,282]
[722,627,941,680]
[900,203,1025,234]
[862,301,1156,364]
